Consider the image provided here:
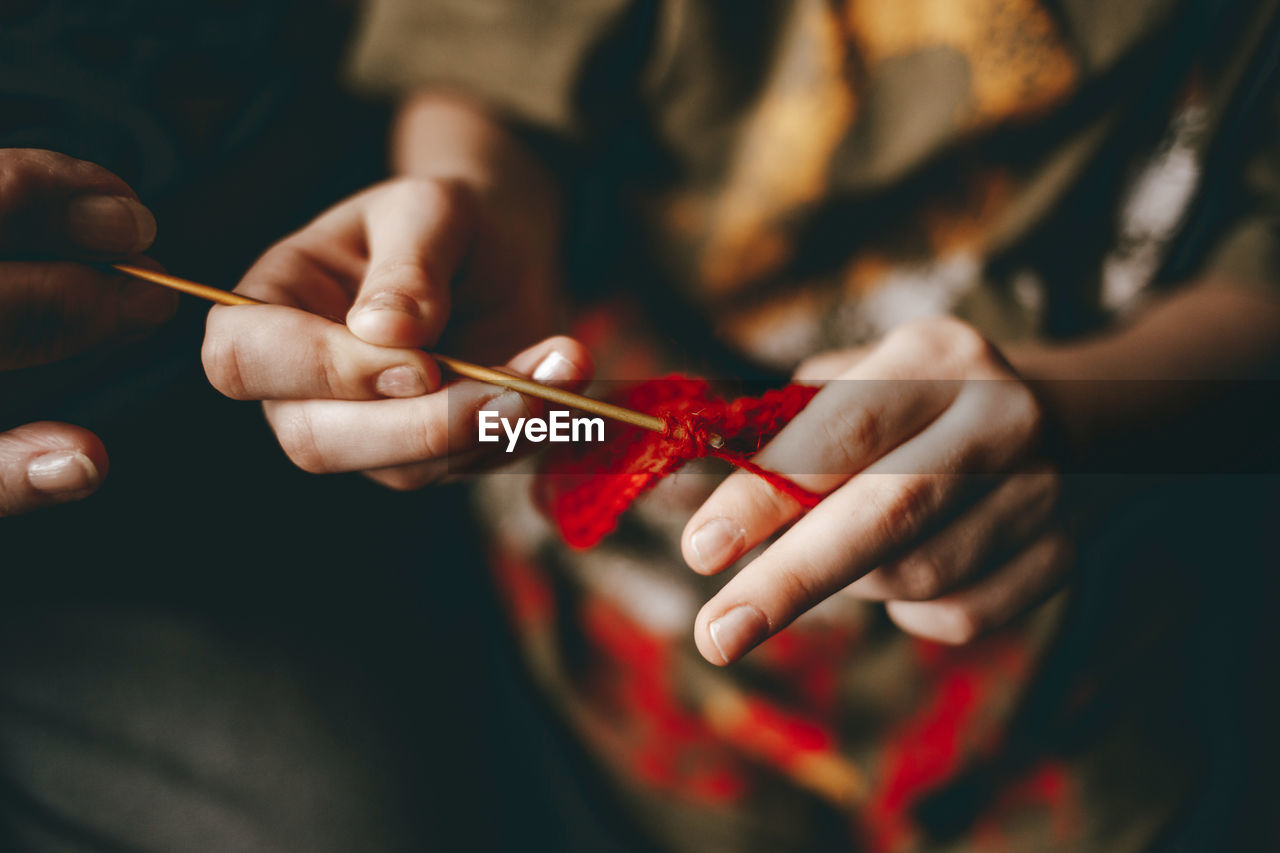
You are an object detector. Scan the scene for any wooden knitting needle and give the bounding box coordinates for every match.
[109,262,682,437]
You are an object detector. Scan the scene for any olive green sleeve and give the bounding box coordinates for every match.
[346,0,636,137]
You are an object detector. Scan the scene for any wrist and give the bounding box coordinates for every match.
[1005,343,1100,470]
[392,91,561,212]
[1005,280,1280,473]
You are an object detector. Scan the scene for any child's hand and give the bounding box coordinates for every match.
[682,318,1069,663]
[202,173,592,490]
[202,94,593,488]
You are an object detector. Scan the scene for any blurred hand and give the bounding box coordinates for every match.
[683,317,1070,663]
[0,148,175,517]
[203,103,591,489]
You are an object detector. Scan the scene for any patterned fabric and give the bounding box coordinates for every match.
[351,0,1279,849]
[473,315,1101,852]
[353,0,1280,361]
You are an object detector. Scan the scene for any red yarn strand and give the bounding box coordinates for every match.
[538,377,822,548]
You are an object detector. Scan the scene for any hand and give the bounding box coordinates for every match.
[682,317,1070,664]
[0,148,175,517]
[202,161,591,489]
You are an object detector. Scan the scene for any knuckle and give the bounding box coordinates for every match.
[309,334,345,399]
[739,475,790,525]
[408,409,450,461]
[273,407,328,474]
[771,562,823,616]
[938,319,996,369]
[201,332,250,400]
[931,315,984,347]
[1006,383,1046,448]
[0,157,36,205]
[891,316,987,361]
[888,555,945,600]
[822,400,881,464]
[882,321,923,356]
[1034,468,1062,515]
[0,157,44,227]
[947,323,993,364]
[958,381,1044,463]
[874,476,937,544]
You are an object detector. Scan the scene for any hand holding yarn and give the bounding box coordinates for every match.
[681,318,1071,664]
[202,97,595,490]
[537,376,822,549]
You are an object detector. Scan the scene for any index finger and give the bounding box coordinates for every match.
[681,339,963,575]
[692,383,1039,665]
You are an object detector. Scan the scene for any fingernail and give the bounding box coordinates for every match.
[532,350,577,384]
[360,291,420,318]
[689,518,745,571]
[708,604,767,664]
[489,390,529,422]
[375,365,428,398]
[27,451,100,496]
[66,194,156,254]
[121,287,177,326]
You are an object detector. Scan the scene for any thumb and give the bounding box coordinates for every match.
[0,422,108,517]
[346,179,475,349]
[0,148,156,257]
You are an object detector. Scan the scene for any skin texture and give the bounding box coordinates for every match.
[683,317,1064,661]
[202,95,593,491]
[201,93,1280,662]
[0,148,176,518]
[685,287,1280,663]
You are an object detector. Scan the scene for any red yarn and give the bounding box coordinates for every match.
[537,376,821,549]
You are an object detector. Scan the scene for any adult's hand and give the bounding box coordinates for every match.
[0,148,175,517]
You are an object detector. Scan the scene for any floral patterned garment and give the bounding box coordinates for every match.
[352,0,1280,849]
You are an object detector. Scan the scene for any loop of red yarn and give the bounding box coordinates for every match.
[537,376,822,549]
[661,413,717,457]
[706,447,824,512]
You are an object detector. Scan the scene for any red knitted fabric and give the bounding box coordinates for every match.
[537,376,821,549]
